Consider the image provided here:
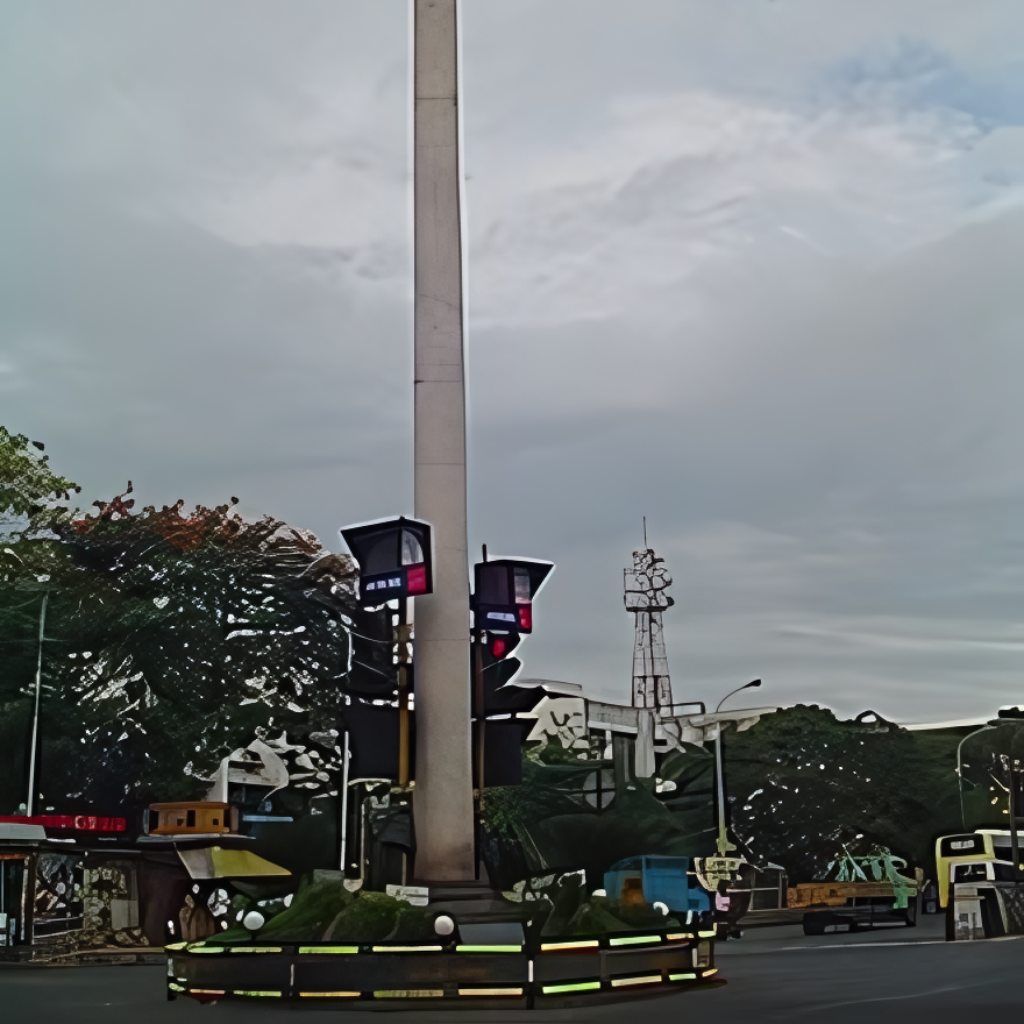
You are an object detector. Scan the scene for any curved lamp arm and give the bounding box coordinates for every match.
[716,679,762,714]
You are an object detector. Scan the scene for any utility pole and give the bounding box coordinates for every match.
[713,680,760,856]
[411,0,475,881]
[25,593,48,818]
[713,727,734,857]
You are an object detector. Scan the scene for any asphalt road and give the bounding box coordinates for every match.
[2,915,1021,1024]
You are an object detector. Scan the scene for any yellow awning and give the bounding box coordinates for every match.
[177,845,291,880]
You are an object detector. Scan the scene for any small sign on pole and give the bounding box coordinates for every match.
[385,884,430,907]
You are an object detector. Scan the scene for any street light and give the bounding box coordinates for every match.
[713,679,762,856]
[956,713,1024,883]
[956,724,994,830]
[4,549,51,819]
[716,678,762,714]
[989,712,1022,883]
[25,593,48,818]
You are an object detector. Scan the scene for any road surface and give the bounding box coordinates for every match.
[2,915,1019,1023]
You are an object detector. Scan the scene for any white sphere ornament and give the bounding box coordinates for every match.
[433,914,455,937]
[652,901,669,916]
[242,911,266,931]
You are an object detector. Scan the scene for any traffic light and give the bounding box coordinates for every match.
[339,516,433,607]
[486,631,521,663]
[472,557,553,634]
[475,630,529,786]
[483,630,522,688]
[479,630,539,712]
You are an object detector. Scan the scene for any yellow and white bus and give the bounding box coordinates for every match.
[934,830,1021,909]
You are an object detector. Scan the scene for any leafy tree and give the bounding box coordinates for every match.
[722,705,962,880]
[1,459,396,825]
[0,426,80,538]
[481,741,718,889]
[1,425,81,807]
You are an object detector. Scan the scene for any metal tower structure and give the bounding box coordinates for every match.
[624,541,675,710]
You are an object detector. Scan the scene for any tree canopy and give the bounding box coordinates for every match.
[0,431,395,822]
[480,705,966,888]
[723,705,963,880]
[0,426,80,538]
[0,428,976,887]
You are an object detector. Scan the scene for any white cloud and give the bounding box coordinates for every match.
[467,87,1001,331]
[3,0,1024,722]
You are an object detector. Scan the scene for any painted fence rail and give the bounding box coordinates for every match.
[166,927,720,1009]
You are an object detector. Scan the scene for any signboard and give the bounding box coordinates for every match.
[385,884,429,907]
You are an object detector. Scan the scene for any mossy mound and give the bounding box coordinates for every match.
[565,897,680,936]
[322,890,436,944]
[537,875,680,937]
[208,872,435,945]
[208,871,682,948]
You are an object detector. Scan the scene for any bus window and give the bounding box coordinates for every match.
[952,863,991,884]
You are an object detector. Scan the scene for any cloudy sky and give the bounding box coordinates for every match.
[2,0,1023,723]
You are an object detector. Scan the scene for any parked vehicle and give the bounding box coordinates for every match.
[791,879,920,934]
[789,845,920,935]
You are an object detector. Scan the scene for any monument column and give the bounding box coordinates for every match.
[411,0,475,881]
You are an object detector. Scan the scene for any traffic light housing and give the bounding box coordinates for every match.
[339,516,433,607]
[472,557,553,634]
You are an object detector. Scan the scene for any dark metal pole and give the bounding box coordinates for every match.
[26,593,48,818]
[398,596,411,787]
[473,628,485,810]
[474,543,489,808]
[1011,730,1021,884]
[714,724,729,856]
[956,725,992,830]
[471,545,488,878]
[472,626,486,881]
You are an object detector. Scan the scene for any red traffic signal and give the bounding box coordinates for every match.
[339,516,433,606]
[472,557,553,634]
[487,632,522,661]
[479,630,524,704]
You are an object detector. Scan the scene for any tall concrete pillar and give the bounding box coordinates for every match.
[411,0,475,881]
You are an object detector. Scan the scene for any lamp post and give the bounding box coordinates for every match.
[991,715,1024,884]
[713,679,761,857]
[956,723,994,831]
[958,715,1024,883]
[716,679,762,715]
[1,551,50,818]
[25,593,49,818]
[1009,727,1021,885]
